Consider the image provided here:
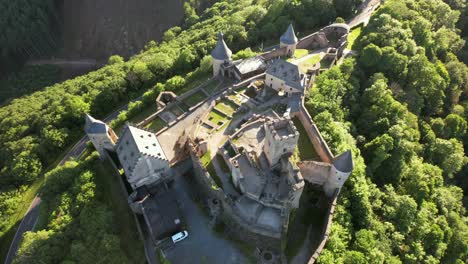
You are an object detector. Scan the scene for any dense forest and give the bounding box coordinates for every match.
[1,0,366,263]
[304,0,467,263]
[0,0,60,72]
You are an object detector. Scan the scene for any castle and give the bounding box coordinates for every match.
[84,22,354,260]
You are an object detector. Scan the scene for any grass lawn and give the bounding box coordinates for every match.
[202,79,221,94]
[208,109,228,126]
[298,55,321,72]
[145,117,166,132]
[320,57,334,69]
[200,151,223,189]
[129,104,157,124]
[293,117,320,161]
[175,72,211,94]
[183,90,208,107]
[293,49,309,59]
[215,100,237,116]
[168,105,184,116]
[347,25,362,50]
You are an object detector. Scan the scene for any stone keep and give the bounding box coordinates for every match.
[84,114,118,158]
[211,32,232,77]
[280,24,298,57]
[324,150,354,196]
[116,125,170,190]
[263,118,299,166]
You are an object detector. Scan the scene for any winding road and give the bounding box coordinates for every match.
[3,1,380,263]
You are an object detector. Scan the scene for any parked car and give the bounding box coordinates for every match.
[171,230,188,244]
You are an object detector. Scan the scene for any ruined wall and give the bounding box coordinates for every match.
[297,161,330,185]
[296,32,329,50]
[260,46,287,61]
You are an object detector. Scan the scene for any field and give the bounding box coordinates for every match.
[61,0,185,60]
[215,100,237,116]
[347,25,362,50]
[293,118,320,161]
[298,55,321,72]
[183,91,208,107]
[145,117,166,132]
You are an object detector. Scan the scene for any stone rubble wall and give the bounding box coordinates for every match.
[297,161,330,185]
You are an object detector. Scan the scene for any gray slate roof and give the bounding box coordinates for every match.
[211,32,232,60]
[85,114,107,134]
[265,59,304,90]
[280,24,298,45]
[333,150,354,173]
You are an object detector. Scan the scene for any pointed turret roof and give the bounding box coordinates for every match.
[280,24,298,45]
[333,150,354,173]
[85,114,108,134]
[211,32,232,60]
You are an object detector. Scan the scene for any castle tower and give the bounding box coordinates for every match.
[263,118,299,166]
[211,32,232,77]
[280,24,299,57]
[324,150,354,197]
[84,114,118,159]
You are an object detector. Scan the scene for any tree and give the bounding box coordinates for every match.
[443,113,467,139]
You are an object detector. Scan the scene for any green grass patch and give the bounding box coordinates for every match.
[320,57,334,69]
[293,117,320,161]
[208,110,228,126]
[145,117,166,132]
[183,91,208,107]
[347,25,362,50]
[175,72,211,94]
[129,104,157,124]
[215,100,237,116]
[298,55,321,72]
[203,79,221,94]
[200,151,223,189]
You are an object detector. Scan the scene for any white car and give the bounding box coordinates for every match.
[171,230,188,244]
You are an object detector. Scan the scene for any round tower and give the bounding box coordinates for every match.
[211,32,232,77]
[84,114,118,159]
[324,150,354,197]
[280,24,299,57]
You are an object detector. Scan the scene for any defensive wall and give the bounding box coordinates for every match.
[188,146,284,250]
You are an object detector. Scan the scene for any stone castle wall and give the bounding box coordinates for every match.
[188,147,283,250]
[296,32,329,50]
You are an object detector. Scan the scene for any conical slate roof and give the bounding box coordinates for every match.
[280,24,298,45]
[333,150,354,173]
[85,114,108,134]
[211,32,232,60]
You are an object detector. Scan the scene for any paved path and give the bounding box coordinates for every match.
[26,58,102,67]
[348,0,381,27]
[163,174,248,264]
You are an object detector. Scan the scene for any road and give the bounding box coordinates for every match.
[162,174,248,264]
[3,98,138,264]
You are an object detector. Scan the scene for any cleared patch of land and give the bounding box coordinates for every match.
[61,0,185,60]
[347,25,362,50]
[293,118,319,161]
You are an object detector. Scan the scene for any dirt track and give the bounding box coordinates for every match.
[61,0,185,60]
